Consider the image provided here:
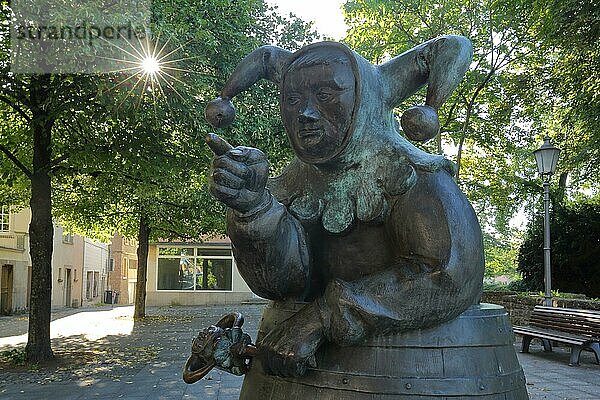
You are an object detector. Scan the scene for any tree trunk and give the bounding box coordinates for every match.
[25,76,55,362]
[557,172,568,202]
[134,214,150,319]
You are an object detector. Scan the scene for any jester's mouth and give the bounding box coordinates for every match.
[298,127,323,146]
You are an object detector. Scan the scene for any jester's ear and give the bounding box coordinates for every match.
[205,46,292,128]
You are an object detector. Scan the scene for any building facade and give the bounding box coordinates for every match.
[107,235,138,305]
[82,238,109,306]
[51,226,84,308]
[1,206,256,313]
[0,206,109,314]
[0,207,30,314]
[145,238,255,306]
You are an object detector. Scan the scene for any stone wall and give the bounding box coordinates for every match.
[482,291,600,326]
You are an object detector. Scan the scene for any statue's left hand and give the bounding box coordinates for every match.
[258,303,325,377]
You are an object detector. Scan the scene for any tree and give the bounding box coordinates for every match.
[342,0,540,233]
[342,0,599,281]
[0,0,115,358]
[494,0,600,193]
[52,0,317,319]
[0,0,315,359]
[341,0,547,282]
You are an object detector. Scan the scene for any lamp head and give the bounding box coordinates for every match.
[533,136,560,176]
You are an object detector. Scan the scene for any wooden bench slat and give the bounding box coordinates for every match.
[533,310,600,323]
[529,306,600,336]
[529,317,600,337]
[513,326,590,345]
[532,314,600,329]
[535,306,600,319]
[536,305,600,314]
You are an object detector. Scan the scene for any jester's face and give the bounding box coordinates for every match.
[281,49,356,164]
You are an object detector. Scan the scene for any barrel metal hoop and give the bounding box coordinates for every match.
[281,369,526,396]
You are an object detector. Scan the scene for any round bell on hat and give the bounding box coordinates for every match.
[204,46,292,129]
[400,105,440,142]
[205,97,236,128]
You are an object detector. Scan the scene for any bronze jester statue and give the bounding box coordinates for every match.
[189,37,529,400]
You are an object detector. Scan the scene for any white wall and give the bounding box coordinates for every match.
[82,238,109,305]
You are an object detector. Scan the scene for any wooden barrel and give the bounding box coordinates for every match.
[239,302,529,400]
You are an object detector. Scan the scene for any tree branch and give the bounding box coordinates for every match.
[154,226,195,240]
[0,94,31,122]
[0,142,32,178]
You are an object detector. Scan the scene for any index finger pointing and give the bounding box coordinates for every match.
[206,133,233,156]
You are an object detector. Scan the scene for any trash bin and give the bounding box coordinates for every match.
[104,290,113,304]
[114,292,120,304]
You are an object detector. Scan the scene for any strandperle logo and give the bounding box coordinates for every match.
[10,0,151,74]
[14,22,146,46]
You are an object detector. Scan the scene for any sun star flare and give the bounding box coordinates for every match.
[141,56,161,75]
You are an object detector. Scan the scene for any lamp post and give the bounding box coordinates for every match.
[533,136,561,307]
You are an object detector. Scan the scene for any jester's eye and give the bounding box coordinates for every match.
[316,88,334,102]
[286,93,301,106]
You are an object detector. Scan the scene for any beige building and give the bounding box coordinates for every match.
[82,237,109,306]
[0,206,109,314]
[52,226,84,308]
[107,234,138,305]
[0,207,30,314]
[146,238,255,306]
[1,206,255,312]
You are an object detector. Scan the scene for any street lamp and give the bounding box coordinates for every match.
[533,136,561,307]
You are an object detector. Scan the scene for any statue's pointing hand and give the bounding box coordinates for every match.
[207,133,270,214]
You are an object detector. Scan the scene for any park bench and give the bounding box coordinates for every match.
[513,305,600,366]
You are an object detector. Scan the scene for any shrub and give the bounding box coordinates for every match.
[518,198,600,298]
[507,279,531,292]
[483,282,511,292]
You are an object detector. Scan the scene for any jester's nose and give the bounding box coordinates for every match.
[299,104,320,123]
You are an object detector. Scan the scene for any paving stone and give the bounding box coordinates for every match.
[1,305,598,399]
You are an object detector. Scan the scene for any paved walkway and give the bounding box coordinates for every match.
[0,304,598,400]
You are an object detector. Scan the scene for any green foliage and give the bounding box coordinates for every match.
[494,0,600,190]
[518,198,600,297]
[483,231,520,279]
[48,0,317,242]
[482,281,513,292]
[506,279,531,293]
[342,0,542,234]
[343,0,600,275]
[536,290,588,300]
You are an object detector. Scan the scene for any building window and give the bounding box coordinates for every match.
[157,247,233,291]
[93,272,99,298]
[122,258,128,278]
[62,232,73,244]
[16,234,25,250]
[86,271,93,299]
[0,206,10,232]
